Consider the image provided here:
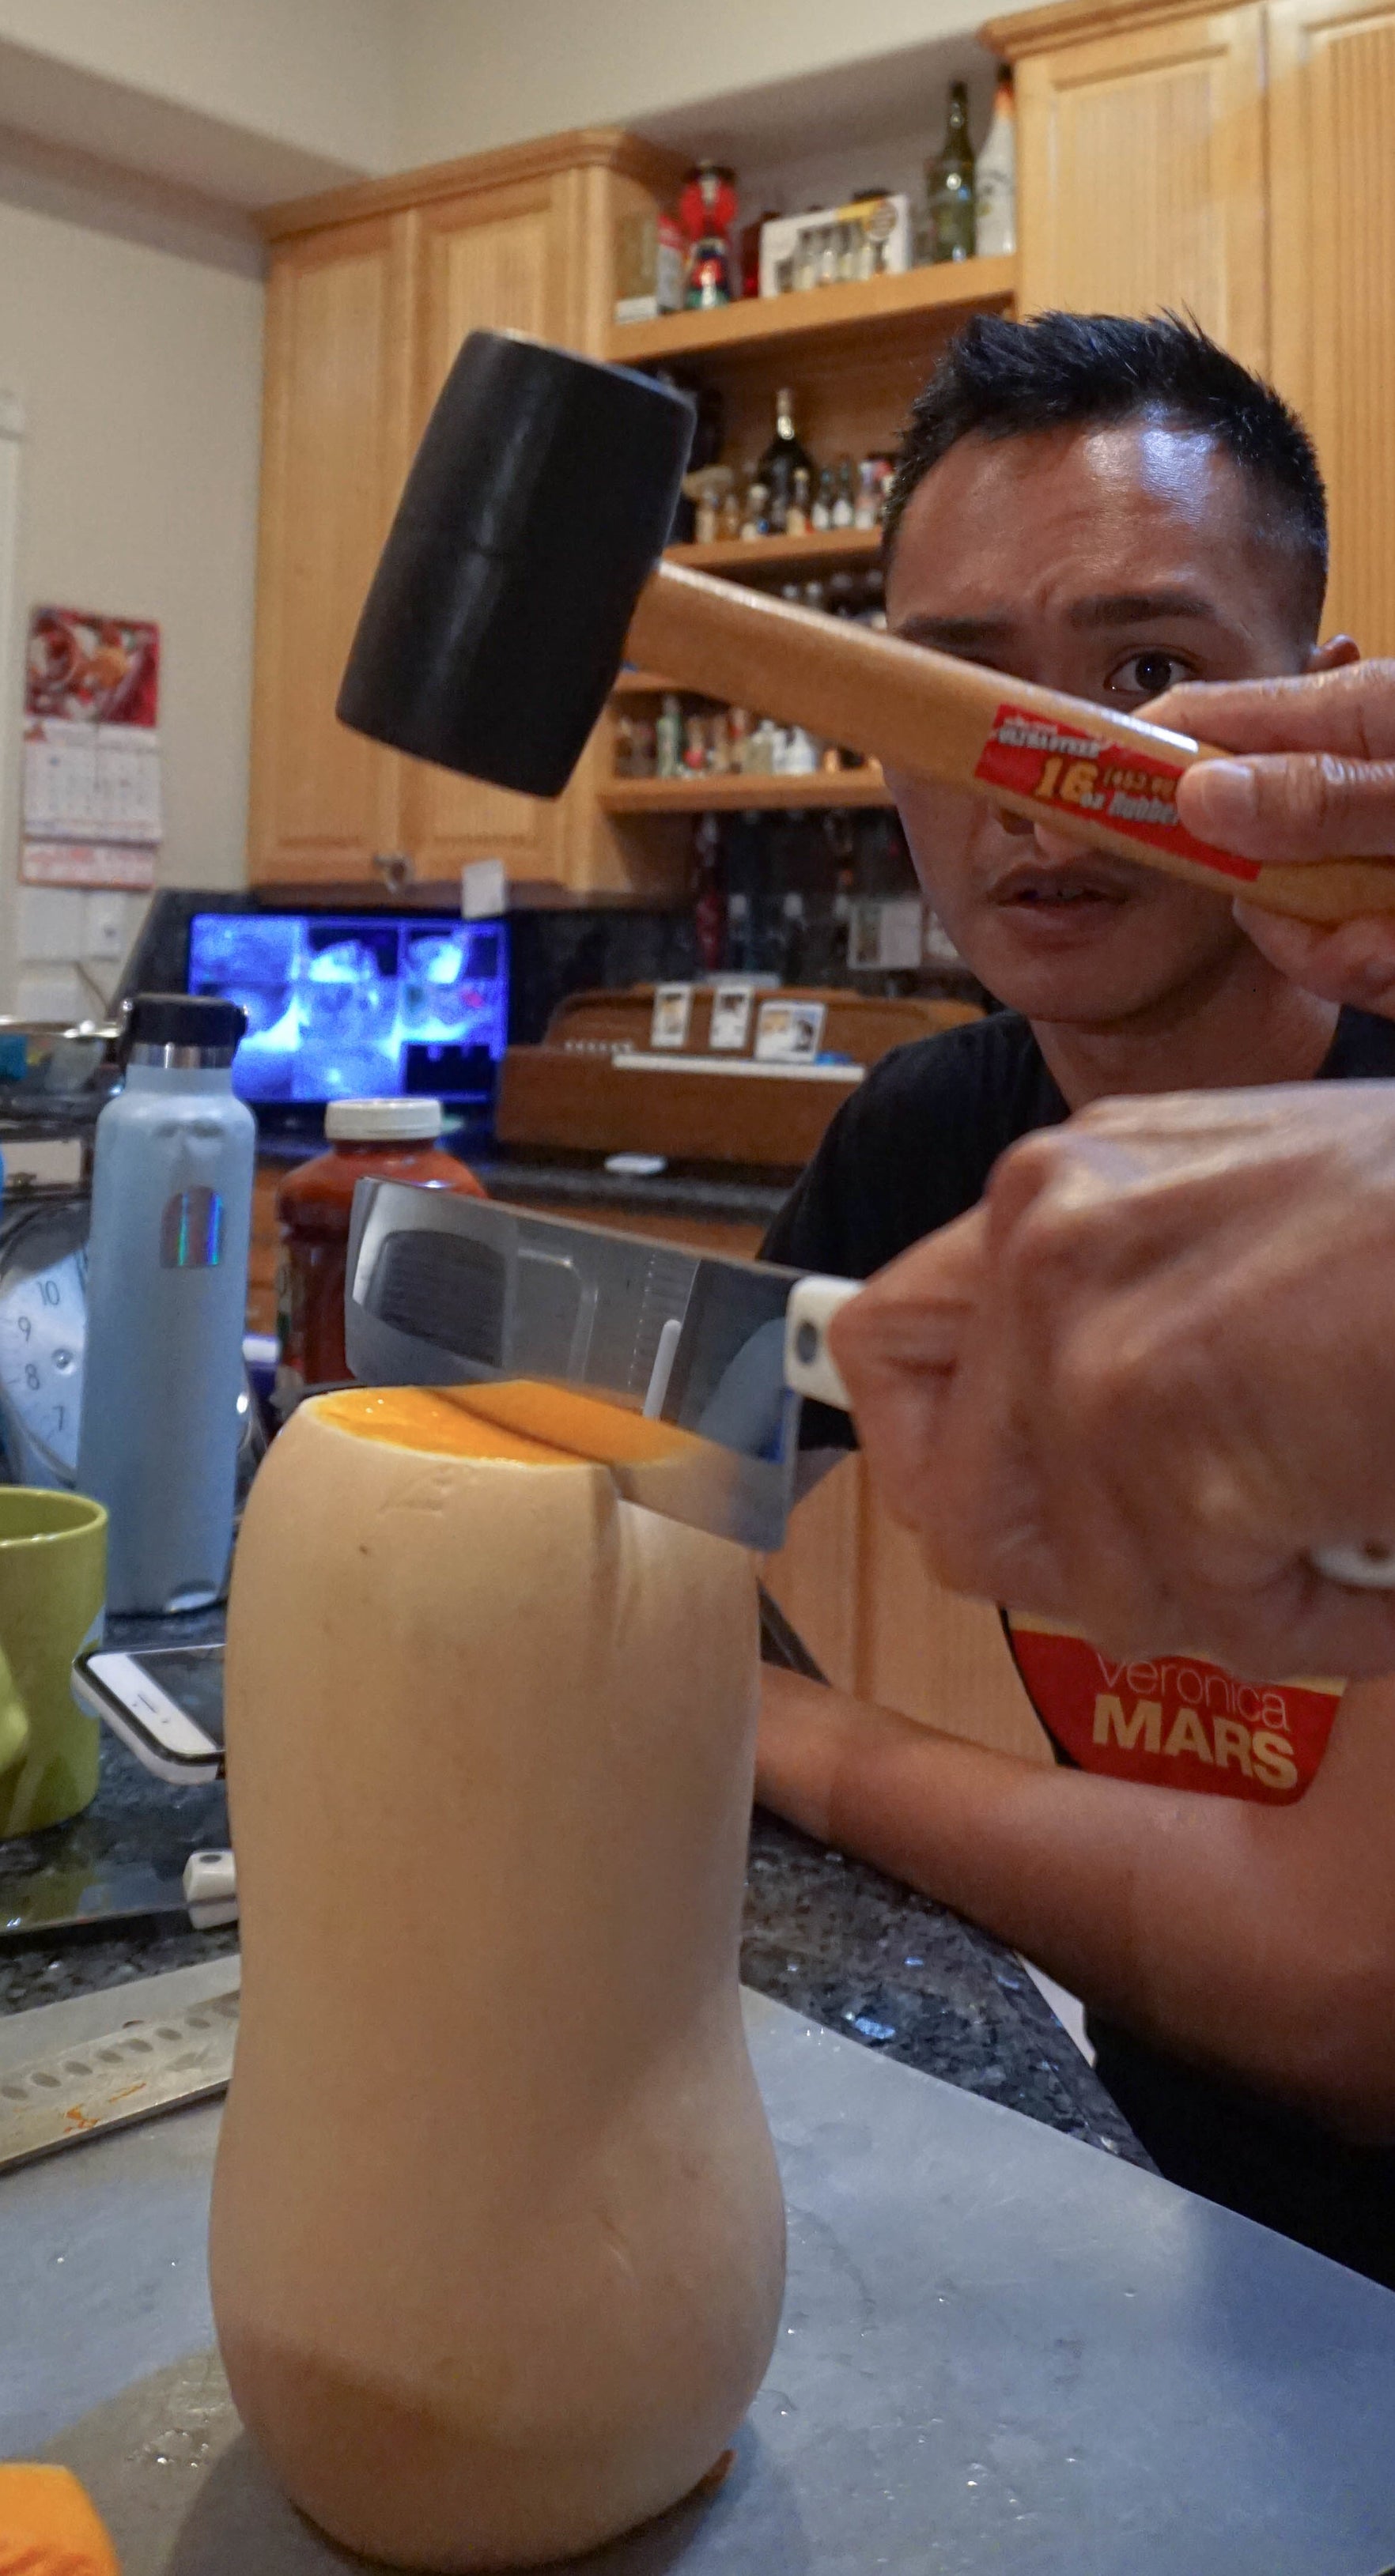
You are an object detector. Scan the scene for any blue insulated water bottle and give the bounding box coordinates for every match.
[77,993,255,1613]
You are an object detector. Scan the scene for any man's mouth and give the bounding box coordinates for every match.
[990,859,1135,912]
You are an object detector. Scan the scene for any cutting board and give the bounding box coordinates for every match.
[4,1965,1394,2576]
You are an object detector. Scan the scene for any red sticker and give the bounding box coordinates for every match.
[1006,1614,1344,1805]
[973,703,1261,885]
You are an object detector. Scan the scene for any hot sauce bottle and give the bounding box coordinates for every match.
[275,1097,484,1411]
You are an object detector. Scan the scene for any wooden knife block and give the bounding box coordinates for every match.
[495,986,981,1169]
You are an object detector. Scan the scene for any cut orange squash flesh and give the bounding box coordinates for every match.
[318,1381,696,1468]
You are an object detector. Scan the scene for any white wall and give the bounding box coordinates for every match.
[0,189,264,1014]
[0,0,399,200]
[0,0,1000,191]
[398,0,988,168]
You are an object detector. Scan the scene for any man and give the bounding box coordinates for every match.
[758,312,1395,2284]
[827,657,1395,1677]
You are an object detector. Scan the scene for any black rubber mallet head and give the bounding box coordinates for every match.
[335,327,1394,921]
[337,330,695,799]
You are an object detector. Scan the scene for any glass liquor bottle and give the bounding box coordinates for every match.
[974,66,1016,258]
[759,387,816,536]
[656,694,683,779]
[780,890,808,984]
[925,81,977,263]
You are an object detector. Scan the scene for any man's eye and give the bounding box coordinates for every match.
[1108,651,1193,697]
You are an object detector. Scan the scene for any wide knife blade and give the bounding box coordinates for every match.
[0,1861,191,1943]
[344,1184,842,1551]
[0,1977,240,2173]
[0,1849,236,1944]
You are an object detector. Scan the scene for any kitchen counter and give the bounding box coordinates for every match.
[0,1608,236,2014]
[0,1608,1143,2167]
[473,1150,794,1232]
[248,1136,792,1334]
[255,1128,794,1226]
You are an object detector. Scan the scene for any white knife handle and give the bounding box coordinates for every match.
[1313,1543,1395,1590]
[784,1275,860,1412]
[184,1846,238,1931]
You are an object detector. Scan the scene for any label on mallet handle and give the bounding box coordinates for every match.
[973,703,1262,885]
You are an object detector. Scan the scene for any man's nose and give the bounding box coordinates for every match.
[995,806,1097,863]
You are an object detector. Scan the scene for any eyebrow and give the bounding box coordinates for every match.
[894,590,1224,652]
[1066,589,1221,629]
[894,614,1014,651]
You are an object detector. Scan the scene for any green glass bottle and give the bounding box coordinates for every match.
[925,81,977,263]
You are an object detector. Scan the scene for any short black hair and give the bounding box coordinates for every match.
[883,310,1328,632]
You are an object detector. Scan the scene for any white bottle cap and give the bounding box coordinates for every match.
[324,1097,444,1142]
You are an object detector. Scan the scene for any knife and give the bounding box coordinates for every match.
[0,1849,236,1944]
[0,1974,240,2173]
[343,1184,1395,1595]
[344,1182,856,1551]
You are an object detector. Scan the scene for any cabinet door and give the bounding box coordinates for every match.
[1268,0,1395,652]
[763,1456,1050,1765]
[249,216,415,884]
[400,185,563,883]
[1015,5,1268,367]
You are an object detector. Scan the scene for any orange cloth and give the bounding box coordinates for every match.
[0,2466,119,2575]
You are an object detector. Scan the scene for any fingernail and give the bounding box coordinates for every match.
[1187,760,1258,836]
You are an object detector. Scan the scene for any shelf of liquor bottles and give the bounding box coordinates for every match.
[599,769,892,814]
[605,255,1016,369]
[665,527,883,578]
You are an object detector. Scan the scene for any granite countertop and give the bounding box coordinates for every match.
[0,1607,237,2014]
[0,1609,1143,2168]
[472,1153,794,1229]
[255,1126,794,1229]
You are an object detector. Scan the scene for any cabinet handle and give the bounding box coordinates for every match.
[371,851,414,893]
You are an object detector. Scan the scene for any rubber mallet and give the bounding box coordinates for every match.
[338,330,1393,922]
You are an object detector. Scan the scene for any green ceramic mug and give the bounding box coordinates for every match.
[0,1488,107,1841]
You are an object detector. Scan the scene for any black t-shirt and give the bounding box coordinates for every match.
[764,1000,1395,1275]
[762,1003,1395,2287]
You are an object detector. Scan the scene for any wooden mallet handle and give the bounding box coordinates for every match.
[629,562,1393,923]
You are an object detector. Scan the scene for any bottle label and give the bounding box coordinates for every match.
[973,701,1262,882]
[160,1186,225,1269]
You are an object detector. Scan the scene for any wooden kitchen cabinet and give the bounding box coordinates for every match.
[248,213,417,886]
[985,0,1268,365]
[1268,0,1395,652]
[250,133,682,895]
[399,179,570,888]
[985,0,1395,652]
[764,1456,1051,1765]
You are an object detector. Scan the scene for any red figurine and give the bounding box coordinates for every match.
[679,163,739,308]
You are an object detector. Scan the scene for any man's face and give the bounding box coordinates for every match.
[884,419,1321,1025]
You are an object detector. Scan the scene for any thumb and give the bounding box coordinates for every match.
[1177,750,1395,862]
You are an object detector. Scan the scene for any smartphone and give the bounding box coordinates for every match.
[73,1642,225,1785]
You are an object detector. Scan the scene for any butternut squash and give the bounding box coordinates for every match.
[210,1386,784,2571]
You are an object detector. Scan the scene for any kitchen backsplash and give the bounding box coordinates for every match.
[14,884,151,1023]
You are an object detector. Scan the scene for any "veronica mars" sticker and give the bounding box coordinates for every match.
[973,703,1262,885]
[1004,1611,1344,1804]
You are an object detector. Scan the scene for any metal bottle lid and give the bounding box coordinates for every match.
[123,992,248,1069]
